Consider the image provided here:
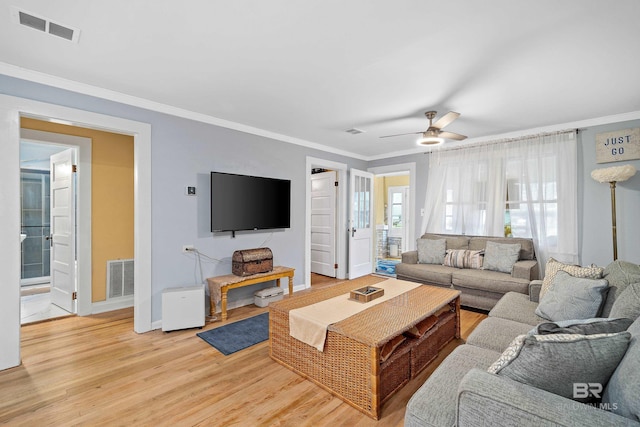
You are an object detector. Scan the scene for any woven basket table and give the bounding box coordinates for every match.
[269,276,460,420]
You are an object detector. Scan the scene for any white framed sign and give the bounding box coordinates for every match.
[596,128,640,163]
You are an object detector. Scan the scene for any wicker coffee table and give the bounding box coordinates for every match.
[269,276,460,420]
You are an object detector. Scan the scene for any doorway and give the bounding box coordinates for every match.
[368,163,416,277]
[19,138,79,323]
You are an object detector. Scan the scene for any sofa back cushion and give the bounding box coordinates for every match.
[421,233,469,250]
[600,260,640,317]
[469,236,535,260]
[602,316,640,422]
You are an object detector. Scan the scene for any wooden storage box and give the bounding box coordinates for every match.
[350,286,384,303]
[232,247,273,276]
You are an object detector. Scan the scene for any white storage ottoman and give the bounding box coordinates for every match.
[254,287,284,307]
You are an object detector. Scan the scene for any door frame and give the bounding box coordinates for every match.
[0,94,152,371]
[305,157,347,288]
[368,163,417,252]
[21,130,91,315]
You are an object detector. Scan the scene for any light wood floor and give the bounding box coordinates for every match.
[1,278,487,426]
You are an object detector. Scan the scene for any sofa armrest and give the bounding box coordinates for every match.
[511,260,539,281]
[457,369,637,427]
[401,250,418,264]
[529,280,543,303]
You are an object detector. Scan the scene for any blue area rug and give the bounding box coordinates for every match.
[197,312,269,355]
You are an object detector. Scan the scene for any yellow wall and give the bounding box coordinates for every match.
[374,175,410,225]
[21,118,134,303]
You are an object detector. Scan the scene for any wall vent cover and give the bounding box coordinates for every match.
[107,259,134,299]
[11,7,80,43]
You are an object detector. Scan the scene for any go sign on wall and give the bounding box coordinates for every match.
[596,128,640,163]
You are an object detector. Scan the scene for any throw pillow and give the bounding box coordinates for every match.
[535,271,609,321]
[417,238,446,264]
[540,258,604,298]
[482,241,521,273]
[609,282,640,321]
[404,315,438,338]
[487,331,631,403]
[443,249,484,269]
[532,317,634,336]
[380,334,406,362]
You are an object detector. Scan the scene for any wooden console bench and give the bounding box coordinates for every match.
[207,266,294,321]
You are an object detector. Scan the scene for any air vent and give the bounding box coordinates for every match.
[345,128,365,135]
[11,7,80,43]
[107,259,134,299]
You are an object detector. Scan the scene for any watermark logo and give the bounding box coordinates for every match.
[573,383,602,399]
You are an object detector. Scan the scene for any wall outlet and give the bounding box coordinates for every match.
[186,186,196,195]
[182,245,195,253]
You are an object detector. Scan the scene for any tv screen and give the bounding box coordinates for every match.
[210,172,291,233]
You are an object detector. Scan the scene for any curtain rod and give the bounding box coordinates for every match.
[426,129,578,154]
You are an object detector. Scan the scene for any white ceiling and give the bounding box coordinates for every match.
[2,0,640,160]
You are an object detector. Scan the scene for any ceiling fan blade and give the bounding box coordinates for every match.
[438,131,467,141]
[379,131,422,138]
[431,111,460,130]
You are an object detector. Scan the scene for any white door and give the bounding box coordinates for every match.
[349,169,374,279]
[311,171,337,277]
[49,149,76,312]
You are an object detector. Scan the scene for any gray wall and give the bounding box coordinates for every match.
[2,73,639,324]
[0,74,367,322]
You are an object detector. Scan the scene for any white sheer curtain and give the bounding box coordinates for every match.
[421,131,578,270]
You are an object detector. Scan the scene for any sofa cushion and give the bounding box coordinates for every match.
[535,271,609,321]
[482,241,521,273]
[422,233,470,250]
[452,269,529,295]
[395,263,455,287]
[404,344,499,427]
[417,238,446,264]
[466,317,534,353]
[601,260,640,317]
[602,316,640,422]
[488,331,631,403]
[469,236,536,260]
[609,282,640,321]
[540,258,604,299]
[443,249,484,269]
[489,292,547,326]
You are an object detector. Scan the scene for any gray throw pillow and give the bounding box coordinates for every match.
[482,241,521,273]
[417,238,446,264]
[531,317,633,336]
[535,271,609,322]
[488,331,631,403]
[609,282,640,321]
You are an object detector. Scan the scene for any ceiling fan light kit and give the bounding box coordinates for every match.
[380,110,467,144]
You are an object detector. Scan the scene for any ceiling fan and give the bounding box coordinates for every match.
[380,111,467,145]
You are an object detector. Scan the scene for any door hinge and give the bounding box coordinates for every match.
[334,263,338,269]
[334,181,339,186]
[72,291,77,300]
[72,164,77,173]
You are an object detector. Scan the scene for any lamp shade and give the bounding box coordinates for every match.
[591,164,636,183]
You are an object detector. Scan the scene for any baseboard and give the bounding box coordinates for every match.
[91,295,134,314]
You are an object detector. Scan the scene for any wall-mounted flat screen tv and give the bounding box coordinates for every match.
[210,172,291,233]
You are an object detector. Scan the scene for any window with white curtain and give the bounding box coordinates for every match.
[422,131,578,269]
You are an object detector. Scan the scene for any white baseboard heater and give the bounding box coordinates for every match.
[107,259,134,299]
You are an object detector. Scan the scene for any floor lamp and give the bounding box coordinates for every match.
[591,164,637,260]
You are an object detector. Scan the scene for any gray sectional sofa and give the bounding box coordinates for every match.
[404,260,640,427]
[396,233,539,311]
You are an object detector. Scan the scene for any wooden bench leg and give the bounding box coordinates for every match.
[221,289,228,321]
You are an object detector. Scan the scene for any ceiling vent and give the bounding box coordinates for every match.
[11,7,80,43]
[345,128,365,135]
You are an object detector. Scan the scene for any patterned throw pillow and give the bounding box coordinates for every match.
[540,258,604,298]
[488,331,631,403]
[482,241,521,273]
[417,238,446,264]
[443,249,484,269]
